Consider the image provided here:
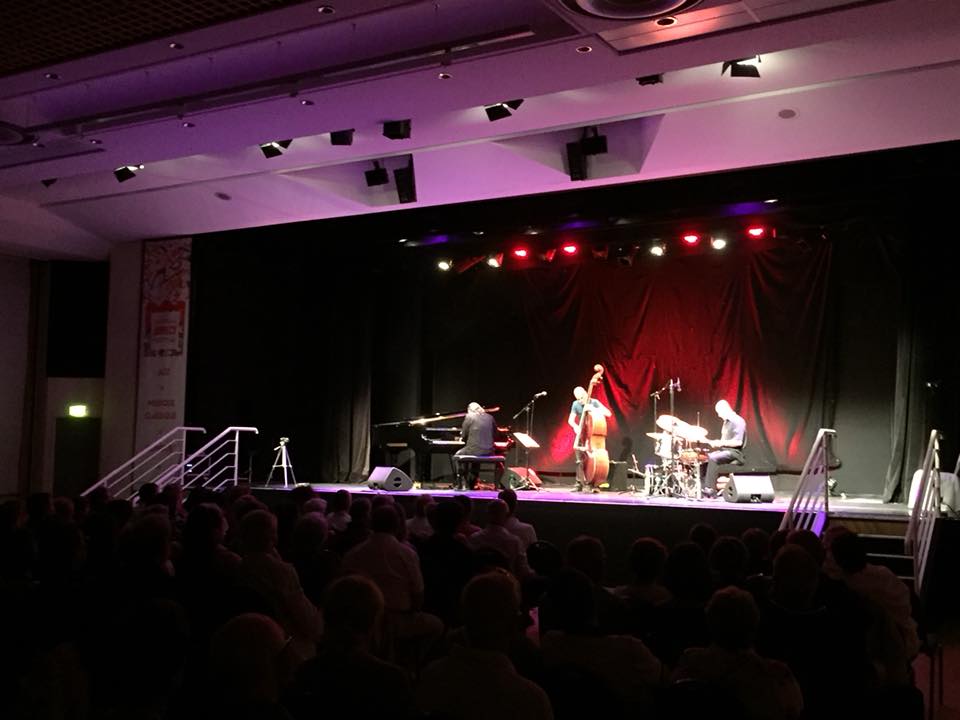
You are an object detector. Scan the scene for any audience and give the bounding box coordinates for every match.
[0,485,932,720]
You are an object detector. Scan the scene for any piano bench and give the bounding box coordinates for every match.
[454,455,506,490]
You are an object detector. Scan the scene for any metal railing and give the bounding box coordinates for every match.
[779,428,836,536]
[155,426,259,492]
[82,426,207,501]
[905,430,941,595]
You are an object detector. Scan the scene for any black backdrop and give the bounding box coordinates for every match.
[185,147,960,498]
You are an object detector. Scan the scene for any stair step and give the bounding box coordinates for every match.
[867,552,914,575]
[860,534,907,554]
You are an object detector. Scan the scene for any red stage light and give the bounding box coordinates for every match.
[682,233,700,245]
[746,225,766,238]
[561,243,578,255]
[512,247,529,258]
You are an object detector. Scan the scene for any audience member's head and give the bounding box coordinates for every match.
[829,531,867,574]
[706,586,759,651]
[231,494,267,524]
[565,535,606,584]
[137,483,160,508]
[118,513,172,572]
[293,512,328,557]
[52,496,74,522]
[26,492,53,527]
[497,488,519,515]
[302,497,327,515]
[486,499,509,527]
[349,498,372,529]
[461,571,522,652]
[527,540,563,578]
[371,494,396,509]
[371,503,400,536]
[413,493,435,518]
[71,494,90,524]
[290,484,316,511]
[709,536,748,588]
[36,516,85,582]
[430,500,465,537]
[772,545,820,611]
[740,527,771,576]
[454,494,475,526]
[239,509,278,555]
[785,529,825,567]
[86,486,109,512]
[768,528,790,560]
[183,503,228,551]
[158,483,183,517]
[329,489,352,514]
[209,613,293,704]
[323,575,384,648]
[689,523,718,555]
[664,542,712,604]
[629,537,668,584]
[547,568,597,634]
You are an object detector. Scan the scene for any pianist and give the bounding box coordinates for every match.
[456,402,497,490]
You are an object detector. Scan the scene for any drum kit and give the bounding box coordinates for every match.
[641,414,711,499]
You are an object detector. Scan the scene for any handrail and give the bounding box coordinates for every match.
[155,426,259,491]
[779,428,836,536]
[905,430,941,595]
[82,426,206,500]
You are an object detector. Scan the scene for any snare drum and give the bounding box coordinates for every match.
[679,449,700,465]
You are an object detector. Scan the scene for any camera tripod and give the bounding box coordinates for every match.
[267,437,296,487]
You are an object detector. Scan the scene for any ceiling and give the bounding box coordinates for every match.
[1,0,959,259]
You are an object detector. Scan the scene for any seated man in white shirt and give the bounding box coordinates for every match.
[467,499,530,577]
[497,488,538,549]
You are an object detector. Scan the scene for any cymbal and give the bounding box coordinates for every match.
[655,414,682,432]
[646,432,670,440]
[683,425,708,441]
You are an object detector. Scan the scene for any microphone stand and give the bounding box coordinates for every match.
[511,392,542,489]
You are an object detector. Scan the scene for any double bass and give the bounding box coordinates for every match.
[574,364,610,488]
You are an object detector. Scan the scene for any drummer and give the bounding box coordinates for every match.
[701,399,747,498]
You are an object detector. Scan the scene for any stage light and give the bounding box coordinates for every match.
[580,127,608,156]
[330,129,354,146]
[486,254,504,268]
[710,237,728,250]
[67,404,88,418]
[484,99,524,122]
[113,164,143,183]
[722,56,761,78]
[365,161,389,186]
[764,198,778,204]
[682,233,700,245]
[541,248,557,263]
[382,119,411,140]
[393,157,417,203]
[437,260,453,271]
[561,243,578,255]
[41,178,57,187]
[636,74,663,86]
[259,139,292,158]
[512,247,530,259]
[746,225,767,238]
[649,242,666,257]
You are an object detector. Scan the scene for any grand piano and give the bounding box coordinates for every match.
[372,407,514,483]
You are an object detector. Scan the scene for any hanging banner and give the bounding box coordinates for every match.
[135,238,191,449]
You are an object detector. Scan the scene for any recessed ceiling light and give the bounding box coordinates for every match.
[300,98,314,106]
[778,109,797,119]
[398,238,408,244]
[317,5,335,13]
[438,72,452,80]
[43,72,59,80]
[89,139,102,145]
[168,42,184,50]
[656,16,677,26]
[215,192,232,201]
[764,198,779,204]
[32,140,44,148]
[473,230,485,236]
[576,45,593,53]
[181,121,195,128]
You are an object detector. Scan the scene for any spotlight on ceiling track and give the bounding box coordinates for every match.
[393,157,417,204]
[365,161,389,187]
[512,247,530,259]
[113,164,144,183]
[636,74,663,86]
[722,56,761,78]
[483,99,524,122]
[746,225,767,239]
[681,233,700,246]
[580,126,608,156]
[41,178,58,187]
[561,243,579,256]
[649,242,666,257]
[259,139,292,158]
[486,254,504,268]
[710,236,728,250]
[437,259,453,272]
[382,119,411,140]
[330,129,354,146]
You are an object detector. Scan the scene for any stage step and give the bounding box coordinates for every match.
[866,552,914,577]
[860,533,908,554]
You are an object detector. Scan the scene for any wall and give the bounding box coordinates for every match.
[0,255,32,497]
[100,241,142,472]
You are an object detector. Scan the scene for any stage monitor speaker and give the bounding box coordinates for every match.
[367,466,413,492]
[504,467,542,490]
[723,475,774,503]
[566,141,587,181]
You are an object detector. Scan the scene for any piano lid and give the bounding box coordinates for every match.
[373,406,501,427]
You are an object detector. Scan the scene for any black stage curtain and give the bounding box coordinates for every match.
[187,236,371,484]
[413,239,832,477]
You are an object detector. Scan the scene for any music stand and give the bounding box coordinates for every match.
[512,432,541,488]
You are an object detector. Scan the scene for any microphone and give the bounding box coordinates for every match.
[674,377,682,392]
[534,391,547,398]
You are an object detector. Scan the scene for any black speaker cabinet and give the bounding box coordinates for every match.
[367,466,413,492]
[723,475,775,503]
